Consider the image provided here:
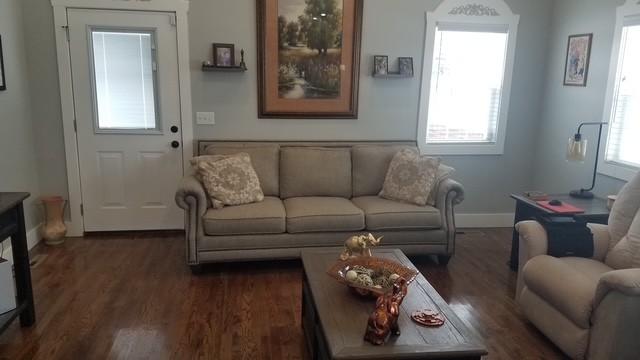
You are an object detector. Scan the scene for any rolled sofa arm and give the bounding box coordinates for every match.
[175,175,208,264]
[589,269,640,359]
[435,178,465,257]
[435,178,465,209]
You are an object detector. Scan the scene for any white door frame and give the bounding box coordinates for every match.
[51,0,193,236]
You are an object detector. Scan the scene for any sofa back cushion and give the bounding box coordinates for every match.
[280,147,352,199]
[608,172,640,246]
[605,209,640,269]
[352,145,417,197]
[606,172,640,269]
[203,144,280,196]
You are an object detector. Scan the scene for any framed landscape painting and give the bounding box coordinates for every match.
[257,0,363,118]
[563,33,592,87]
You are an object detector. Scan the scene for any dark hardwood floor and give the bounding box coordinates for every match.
[0,229,565,359]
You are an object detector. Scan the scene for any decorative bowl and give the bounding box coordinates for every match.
[326,256,419,297]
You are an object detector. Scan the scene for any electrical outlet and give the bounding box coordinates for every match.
[196,112,215,125]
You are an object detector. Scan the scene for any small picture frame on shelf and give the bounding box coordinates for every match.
[373,55,388,76]
[398,57,414,77]
[213,43,235,67]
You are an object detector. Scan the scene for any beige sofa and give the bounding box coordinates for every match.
[175,141,464,271]
[515,172,640,359]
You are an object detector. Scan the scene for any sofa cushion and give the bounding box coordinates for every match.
[284,197,364,233]
[606,172,640,269]
[352,145,416,197]
[379,149,441,206]
[202,196,285,236]
[352,196,441,230]
[280,147,352,199]
[203,144,280,196]
[523,255,613,328]
[606,209,640,269]
[194,153,264,209]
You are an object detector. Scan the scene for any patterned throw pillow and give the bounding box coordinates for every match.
[379,149,441,206]
[194,153,264,209]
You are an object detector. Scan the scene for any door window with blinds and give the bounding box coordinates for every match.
[89,28,160,133]
[418,0,519,155]
[604,21,640,170]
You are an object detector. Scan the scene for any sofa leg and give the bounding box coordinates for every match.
[190,264,204,275]
[438,255,452,266]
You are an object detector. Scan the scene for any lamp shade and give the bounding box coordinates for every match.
[567,135,587,162]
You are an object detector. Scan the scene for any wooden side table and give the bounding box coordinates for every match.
[509,194,609,271]
[0,192,36,334]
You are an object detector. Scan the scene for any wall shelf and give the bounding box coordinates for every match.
[202,65,247,73]
[372,72,413,79]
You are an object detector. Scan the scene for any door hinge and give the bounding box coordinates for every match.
[80,203,84,216]
[169,14,177,26]
[73,119,77,132]
[62,25,70,42]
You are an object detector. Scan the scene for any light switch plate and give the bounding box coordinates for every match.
[196,112,215,125]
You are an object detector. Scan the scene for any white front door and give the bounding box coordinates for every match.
[67,9,184,231]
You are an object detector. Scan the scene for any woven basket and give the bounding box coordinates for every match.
[327,256,419,297]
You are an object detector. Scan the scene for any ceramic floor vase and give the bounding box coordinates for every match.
[41,196,67,245]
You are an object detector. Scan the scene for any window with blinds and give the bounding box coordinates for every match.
[605,23,640,169]
[426,26,508,144]
[91,30,158,131]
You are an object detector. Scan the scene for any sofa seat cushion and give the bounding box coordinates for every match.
[523,255,613,329]
[202,196,285,236]
[352,196,441,231]
[284,197,364,233]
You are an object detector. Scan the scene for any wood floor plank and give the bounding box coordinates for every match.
[0,229,566,359]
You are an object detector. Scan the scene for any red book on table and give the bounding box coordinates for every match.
[536,201,585,214]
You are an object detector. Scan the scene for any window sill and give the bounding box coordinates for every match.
[418,142,504,156]
[598,161,639,182]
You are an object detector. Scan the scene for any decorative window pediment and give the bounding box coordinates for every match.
[417,0,520,155]
[449,4,500,17]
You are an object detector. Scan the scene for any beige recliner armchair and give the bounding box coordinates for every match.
[516,172,640,359]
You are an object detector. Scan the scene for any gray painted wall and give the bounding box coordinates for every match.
[20,0,554,216]
[0,0,42,230]
[189,0,554,213]
[533,0,628,198]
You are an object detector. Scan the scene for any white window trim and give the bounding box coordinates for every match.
[417,0,520,155]
[598,0,640,182]
[51,0,193,236]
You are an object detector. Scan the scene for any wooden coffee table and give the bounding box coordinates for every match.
[301,249,487,360]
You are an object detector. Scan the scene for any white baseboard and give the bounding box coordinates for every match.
[456,213,515,228]
[1,223,42,264]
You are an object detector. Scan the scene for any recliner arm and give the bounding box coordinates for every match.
[175,175,208,264]
[589,269,640,359]
[595,269,640,307]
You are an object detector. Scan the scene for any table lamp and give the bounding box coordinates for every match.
[566,122,608,199]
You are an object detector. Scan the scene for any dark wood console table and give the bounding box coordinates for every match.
[509,194,609,271]
[0,192,35,334]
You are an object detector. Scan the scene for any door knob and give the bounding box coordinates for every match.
[171,141,180,148]
[170,126,179,133]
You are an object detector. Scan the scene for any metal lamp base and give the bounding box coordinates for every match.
[570,189,594,199]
